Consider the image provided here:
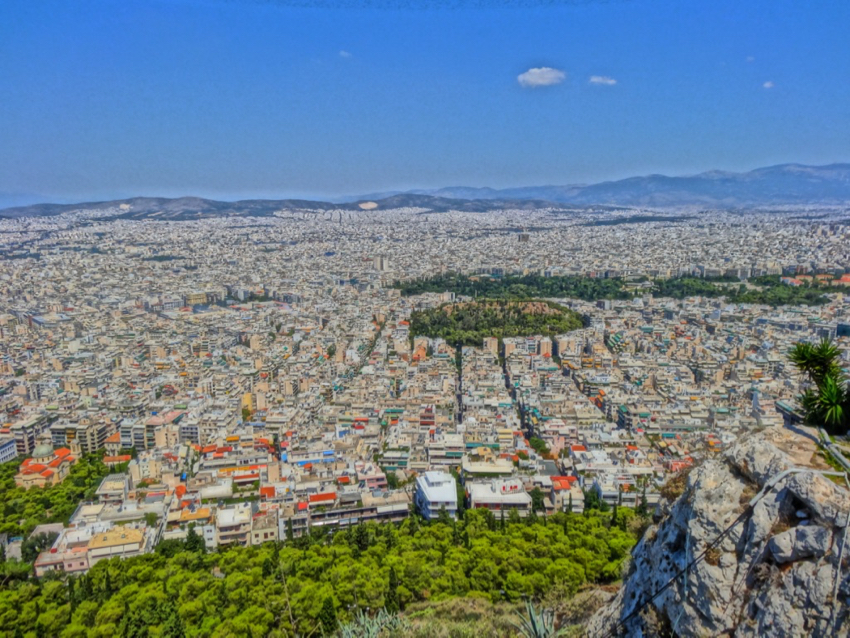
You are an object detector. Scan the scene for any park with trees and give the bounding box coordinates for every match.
[409,300,584,347]
[395,272,831,307]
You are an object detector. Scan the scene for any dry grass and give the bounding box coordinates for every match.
[402,598,523,638]
[739,482,759,507]
[659,466,694,502]
[704,546,721,567]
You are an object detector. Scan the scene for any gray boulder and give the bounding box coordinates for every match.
[587,427,850,638]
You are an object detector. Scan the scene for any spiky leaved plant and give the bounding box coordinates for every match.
[512,599,565,638]
[337,608,410,638]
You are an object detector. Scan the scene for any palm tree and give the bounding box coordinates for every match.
[789,340,842,386]
[789,339,849,434]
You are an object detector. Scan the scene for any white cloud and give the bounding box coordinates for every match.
[589,75,617,86]
[517,67,565,88]
[763,80,774,89]
[339,50,352,58]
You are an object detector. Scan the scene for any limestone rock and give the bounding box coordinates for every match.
[587,427,850,638]
[768,525,830,563]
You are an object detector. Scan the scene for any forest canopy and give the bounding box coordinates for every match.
[0,510,637,637]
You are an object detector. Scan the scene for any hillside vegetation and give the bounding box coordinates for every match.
[0,509,638,637]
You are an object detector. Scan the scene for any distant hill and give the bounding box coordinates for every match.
[0,193,573,220]
[3,163,849,219]
[354,163,850,208]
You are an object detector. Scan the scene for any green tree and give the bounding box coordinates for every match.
[185,525,206,553]
[636,485,649,517]
[160,600,185,638]
[318,596,338,636]
[530,488,545,513]
[385,566,400,614]
[285,518,295,542]
[385,471,400,490]
[21,532,58,563]
[451,469,466,519]
[528,438,550,456]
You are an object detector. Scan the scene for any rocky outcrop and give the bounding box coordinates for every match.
[588,427,850,637]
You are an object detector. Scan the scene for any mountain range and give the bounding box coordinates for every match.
[351,163,850,206]
[2,163,849,219]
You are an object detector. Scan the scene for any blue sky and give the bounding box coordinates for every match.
[1,0,849,203]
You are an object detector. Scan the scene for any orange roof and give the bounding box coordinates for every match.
[260,486,276,498]
[175,484,187,498]
[551,477,577,491]
[308,492,336,504]
[105,432,121,444]
[55,448,72,458]
[103,455,131,463]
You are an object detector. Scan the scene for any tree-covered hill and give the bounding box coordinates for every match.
[409,300,584,346]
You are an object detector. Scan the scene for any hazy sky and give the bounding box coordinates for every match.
[1,0,849,203]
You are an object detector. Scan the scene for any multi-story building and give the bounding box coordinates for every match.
[414,471,458,520]
[215,502,253,547]
[468,478,533,516]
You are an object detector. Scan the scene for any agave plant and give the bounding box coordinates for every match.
[337,608,410,638]
[511,599,565,638]
[789,339,849,434]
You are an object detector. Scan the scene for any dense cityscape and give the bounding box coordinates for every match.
[0,200,846,633]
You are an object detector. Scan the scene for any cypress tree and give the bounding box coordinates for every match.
[385,566,400,614]
[286,518,295,542]
[318,596,338,636]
